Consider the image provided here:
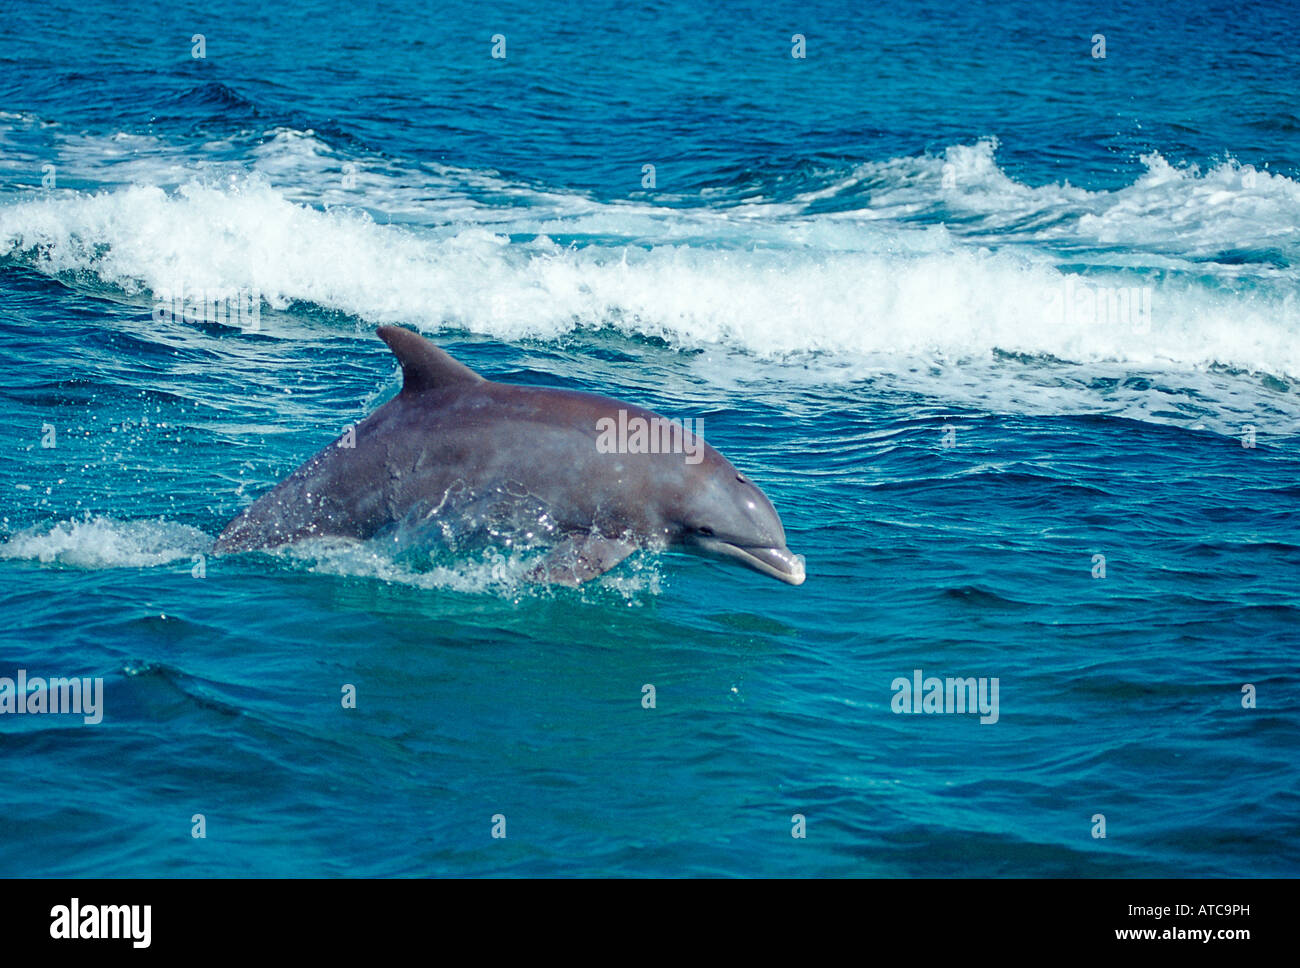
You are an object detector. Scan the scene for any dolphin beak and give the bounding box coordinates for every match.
[690,536,807,586]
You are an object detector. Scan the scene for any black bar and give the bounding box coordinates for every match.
[0,877,1277,954]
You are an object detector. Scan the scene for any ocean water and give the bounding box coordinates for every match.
[1,0,1297,877]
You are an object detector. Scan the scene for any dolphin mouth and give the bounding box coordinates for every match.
[689,536,806,586]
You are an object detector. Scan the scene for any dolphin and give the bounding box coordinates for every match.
[214,326,806,586]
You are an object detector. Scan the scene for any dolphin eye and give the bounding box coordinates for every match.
[736,474,747,483]
[698,526,715,536]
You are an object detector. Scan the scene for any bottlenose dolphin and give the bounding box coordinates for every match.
[214,326,805,586]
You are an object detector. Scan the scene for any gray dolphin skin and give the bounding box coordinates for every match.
[214,326,806,586]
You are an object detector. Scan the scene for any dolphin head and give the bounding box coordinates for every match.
[670,456,806,586]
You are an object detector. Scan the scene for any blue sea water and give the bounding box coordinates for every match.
[1,0,1298,877]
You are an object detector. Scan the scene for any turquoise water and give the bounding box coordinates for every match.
[1,0,1298,876]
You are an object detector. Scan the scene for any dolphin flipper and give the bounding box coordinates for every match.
[526,533,639,586]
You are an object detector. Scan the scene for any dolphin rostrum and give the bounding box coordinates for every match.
[214,326,806,586]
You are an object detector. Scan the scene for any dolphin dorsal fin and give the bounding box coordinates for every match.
[377,325,484,396]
